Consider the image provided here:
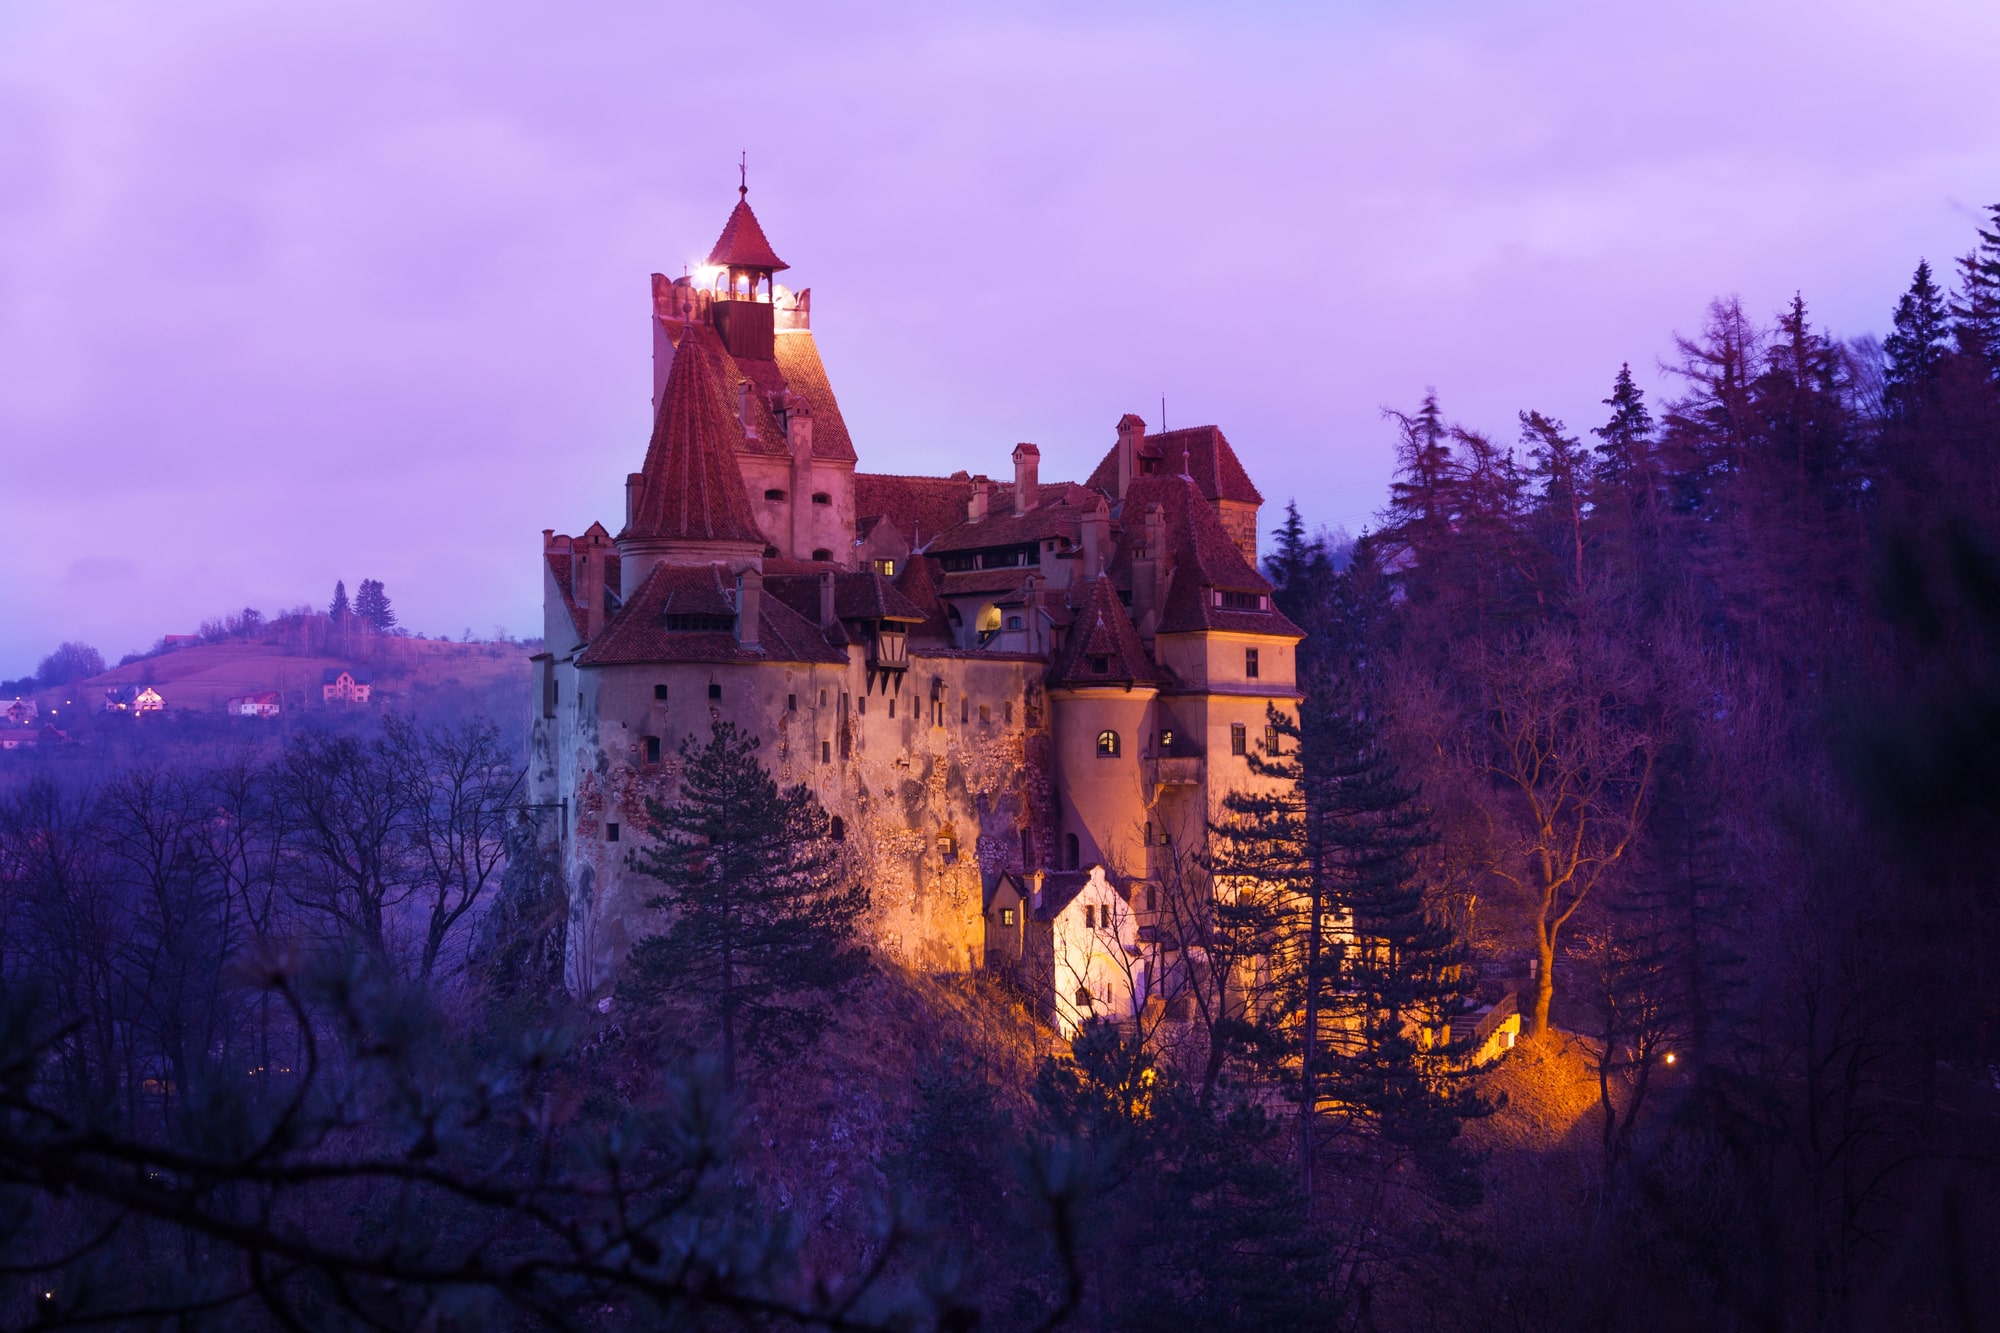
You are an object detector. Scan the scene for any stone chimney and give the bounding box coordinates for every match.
[788,404,814,559]
[738,379,759,441]
[1081,498,1111,575]
[818,570,836,629]
[967,475,994,524]
[625,473,641,530]
[1115,413,1146,499]
[573,534,608,642]
[1012,443,1040,515]
[735,567,763,647]
[1132,502,1164,635]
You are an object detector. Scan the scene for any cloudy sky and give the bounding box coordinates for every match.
[3,0,1997,673]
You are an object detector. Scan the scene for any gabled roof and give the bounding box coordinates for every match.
[1085,424,1264,506]
[854,473,978,551]
[545,549,626,642]
[321,668,372,684]
[625,328,767,548]
[1113,475,1303,638]
[762,571,927,625]
[1048,576,1158,688]
[891,556,956,642]
[577,562,846,668]
[706,192,788,271]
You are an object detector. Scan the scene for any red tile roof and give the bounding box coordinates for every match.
[1112,475,1302,638]
[763,571,927,624]
[770,332,857,462]
[544,548,625,641]
[854,473,977,551]
[577,562,846,668]
[1049,576,1158,688]
[939,568,1036,598]
[706,193,788,272]
[625,328,768,548]
[925,498,1087,554]
[1085,425,1263,506]
[891,555,957,642]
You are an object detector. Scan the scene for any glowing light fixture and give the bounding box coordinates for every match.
[1663,1052,1677,1065]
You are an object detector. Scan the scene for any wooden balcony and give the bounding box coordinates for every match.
[1143,755,1204,793]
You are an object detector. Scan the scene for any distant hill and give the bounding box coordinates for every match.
[21,637,533,718]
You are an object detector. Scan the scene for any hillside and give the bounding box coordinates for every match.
[21,636,533,718]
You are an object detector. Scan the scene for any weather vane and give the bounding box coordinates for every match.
[739,150,747,199]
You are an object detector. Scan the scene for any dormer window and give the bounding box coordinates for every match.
[1217,590,1268,611]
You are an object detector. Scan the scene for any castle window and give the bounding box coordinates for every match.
[1004,701,1013,724]
[787,693,797,711]
[821,741,831,763]
[1220,590,1265,611]
[644,735,661,764]
[1065,833,1080,870]
[1075,985,1094,1008]
[764,545,780,558]
[857,695,866,716]
[1230,723,1247,756]
[708,683,722,701]
[1083,905,1095,929]
[1096,730,1120,758]
[811,548,833,562]
[888,697,896,718]
[668,615,736,632]
[1088,655,1109,674]
[1001,907,1016,927]
[605,823,620,843]
[874,558,896,576]
[1265,725,1280,754]
[1159,728,1175,751]
[1021,828,1034,867]
[765,488,786,501]
[1146,885,1158,911]
[1245,647,1260,678]
[811,492,831,506]
[938,827,958,861]
[829,815,845,842]
[654,684,668,701]
[961,696,970,724]
[979,704,990,724]
[820,690,827,705]
[1006,615,1023,630]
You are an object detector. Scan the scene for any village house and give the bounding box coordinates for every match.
[3,699,35,726]
[227,690,282,718]
[530,182,1302,1014]
[103,685,166,714]
[322,668,372,704]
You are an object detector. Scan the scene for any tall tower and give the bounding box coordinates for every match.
[706,175,788,363]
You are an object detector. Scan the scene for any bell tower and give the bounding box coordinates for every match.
[705,160,787,363]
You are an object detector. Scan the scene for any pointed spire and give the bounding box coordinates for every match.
[623,330,767,548]
[707,173,788,272]
[1050,576,1158,688]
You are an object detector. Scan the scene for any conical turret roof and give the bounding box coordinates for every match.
[623,328,767,548]
[707,190,788,272]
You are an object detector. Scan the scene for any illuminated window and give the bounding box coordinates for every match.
[1245,647,1260,678]
[1159,728,1174,750]
[938,827,958,860]
[1096,730,1120,758]
[873,558,896,576]
[1230,723,1247,756]
[1001,907,1016,927]
[1265,725,1280,754]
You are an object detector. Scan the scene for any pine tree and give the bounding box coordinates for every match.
[329,580,350,620]
[1591,363,1657,497]
[1520,410,1592,596]
[1383,392,1455,578]
[354,578,397,633]
[619,722,869,1088]
[1883,259,1952,418]
[1951,202,2000,380]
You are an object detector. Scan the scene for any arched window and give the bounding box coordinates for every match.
[811,548,833,562]
[1096,729,1120,758]
[764,488,786,501]
[977,604,1002,633]
[811,492,832,506]
[1065,833,1080,871]
[829,815,845,842]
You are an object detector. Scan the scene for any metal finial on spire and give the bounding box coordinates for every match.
[739,150,747,199]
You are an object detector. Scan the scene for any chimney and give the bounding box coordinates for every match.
[1133,502,1164,634]
[967,475,994,524]
[1030,868,1046,911]
[789,405,814,558]
[1012,443,1040,515]
[735,567,763,647]
[1081,498,1110,575]
[738,379,759,441]
[818,570,836,629]
[1115,413,1146,499]
[574,540,605,642]
[625,473,641,530]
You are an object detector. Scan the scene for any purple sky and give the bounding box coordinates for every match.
[4,0,1998,675]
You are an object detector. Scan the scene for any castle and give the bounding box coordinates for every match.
[530,184,1302,1029]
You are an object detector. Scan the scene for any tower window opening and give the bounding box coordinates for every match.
[821,740,831,763]
[605,823,620,843]
[654,683,668,701]
[1146,885,1158,911]
[811,492,831,506]
[829,815,845,842]
[1002,907,1016,927]
[765,488,787,501]
[644,735,661,764]
[811,548,833,562]
[889,696,896,718]
[857,695,866,716]
[788,693,797,711]
[961,696,970,724]
[1083,905,1096,929]
[1230,723,1247,756]
[979,704,990,724]
[1065,833,1080,870]
[1089,655,1109,674]
[1021,828,1034,867]
[708,683,722,701]
[1096,730,1120,758]
[1004,701,1013,724]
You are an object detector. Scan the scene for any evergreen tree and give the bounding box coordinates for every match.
[1382,391,1456,589]
[1754,293,1852,509]
[1951,202,2000,379]
[1883,259,1952,418]
[329,579,350,620]
[1266,500,1343,646]
[1591,362,1657,498]
[354,578,396,632]
[1520,410,1592,596]
[620,722,869,1088]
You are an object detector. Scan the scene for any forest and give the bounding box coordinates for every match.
[2,205,1998,1331]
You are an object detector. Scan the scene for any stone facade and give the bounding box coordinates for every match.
[530,187,1304,1009]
